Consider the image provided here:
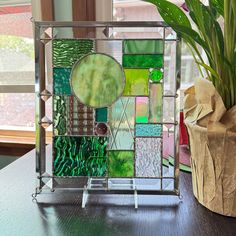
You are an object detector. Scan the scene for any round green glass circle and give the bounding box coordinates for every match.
[71,53,125,108]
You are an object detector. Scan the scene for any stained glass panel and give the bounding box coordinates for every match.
[109,97,135,150]
[123,69,149,96]
[53,39,94,68]
[71,53,125,108]
[136,97,149,123]
[53,68,71,95]
[123,54,163,68]
[135,138,162,177]
[53,136,107,177]
[123,40,164,54]
[108,151,134,177]
[149,83,163,123]
[135,124,162,137]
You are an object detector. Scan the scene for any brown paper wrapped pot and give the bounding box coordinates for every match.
[184,78,236,217]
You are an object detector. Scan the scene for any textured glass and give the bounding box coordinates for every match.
[71,53,125,108]
[135,138,161,177]
[135,124,162,137]
[109,97,135,150]
[95,108,108,122]
[108,151,134,177]
[123,69,149,96]
[53,39,94,68]
[53,68,71,95]
[150,69,163,82]
[53,96,67,135]
[53,136,107,177]
[123,40,164,54]
[67,97,95,135]
[150,83,163,123]
[123,55,163,68]
[136,97,149,123]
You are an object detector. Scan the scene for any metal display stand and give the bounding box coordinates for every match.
[33,21,182,208]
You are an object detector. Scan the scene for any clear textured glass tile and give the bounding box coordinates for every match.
[109,97,135,150]
[53,39,94,68]
[149,83,163,123]
[53,136,107,177]
[53,68,72,95]
[108,150,134,177]
[135,138,161,177]
[136,97,149,123]
[135,124,162,137]
[123,69,149,96]
[123,40,164,54]
[123,54,163,68]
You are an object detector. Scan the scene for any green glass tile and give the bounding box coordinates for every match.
[53,136,107,177]
[123,54,163,68]
[123,40,164,54]
[150,69,163,82]
[135,124,162,137]
[123,69,149,96]
[53,39,94,68]
[53,96,67,136]
[53,68,72,95]
[95,108,108,122]
[108,151,134,177]
[150,83,163,123]
[71,53,125,108]
[136,97,149,123]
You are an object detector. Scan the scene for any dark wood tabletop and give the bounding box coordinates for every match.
[0,148,235,236]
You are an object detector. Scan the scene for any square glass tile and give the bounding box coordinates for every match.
[135,124,162,137]
[53,68,72,95]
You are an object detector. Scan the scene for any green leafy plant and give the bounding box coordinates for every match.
[145,0,236,109]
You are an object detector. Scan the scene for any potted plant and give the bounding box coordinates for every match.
[145,0,236,216]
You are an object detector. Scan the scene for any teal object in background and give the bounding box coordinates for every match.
[95,108,108,122]
[123,54,163,68]
[135,124,162,137]
[123,40,164,54]
[53,39,94,68]
[53,136,107,177]
[53,68,72,95]
[108,151,134,177]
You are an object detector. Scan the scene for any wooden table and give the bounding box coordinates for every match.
[0,149,235,236]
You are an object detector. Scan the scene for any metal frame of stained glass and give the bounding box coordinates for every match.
[33,21,181,207]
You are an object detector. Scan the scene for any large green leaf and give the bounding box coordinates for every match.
[145,0,192,28]
[209,0,224,17]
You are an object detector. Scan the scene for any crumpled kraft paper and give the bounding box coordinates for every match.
[184,78,236,217]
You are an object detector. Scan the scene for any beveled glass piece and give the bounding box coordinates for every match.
[40,89,52,102]
[136,97,149,123]
[108,151,134,177]
[123,69,149,96]
[53,136,107,177]
[53,39,94,68]
[123,40,164,54]
[150,83,163,123]
[123,54,163,68]
[95,108,108,122]
[109,97,135,150]
[71,53,125,108]
[53,96,67,135]
[135,138,162,177]
[53,68,71,95]
[41,116,52,129]
[150,69,163,82]
[135,124,162,137]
